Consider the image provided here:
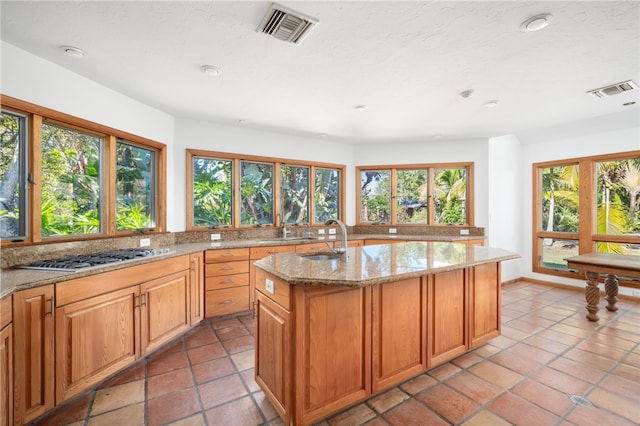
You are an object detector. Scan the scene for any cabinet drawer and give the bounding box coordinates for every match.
[205,248,250,263]
[205,260,250,277]
[205,287,249,317]
[250,245,296,260]
[206,273,250,290]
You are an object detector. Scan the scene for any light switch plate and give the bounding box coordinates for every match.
[318,228,325,235]
[140,238,150,247]
[460,229,470,235]
[389,228,397,234]
[329,228,336,235]
[265,279,275,294]
[211,233,221,241]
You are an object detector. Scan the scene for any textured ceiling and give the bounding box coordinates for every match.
[1,1,639,143]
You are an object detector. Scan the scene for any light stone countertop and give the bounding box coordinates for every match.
[254,241,519,287]
[0,235,489,298]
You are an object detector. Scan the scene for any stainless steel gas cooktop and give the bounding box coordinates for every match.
[21,248,171,272]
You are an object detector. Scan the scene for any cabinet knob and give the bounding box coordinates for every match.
[222,299,233,305]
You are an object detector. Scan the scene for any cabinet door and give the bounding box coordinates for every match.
[13,285,54,423]
[372,278,427,393]
[141,269,191,355]
[469,262,501,348]
[190,252,205,325]
[255,292,291,425]
[0,324,12,426]
[56,287,139,403]
[427,269,468,367]
[293,285,371,426]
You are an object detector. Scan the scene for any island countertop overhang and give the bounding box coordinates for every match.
[253,241,519,287]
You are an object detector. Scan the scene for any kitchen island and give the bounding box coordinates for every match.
[253,242,518,425]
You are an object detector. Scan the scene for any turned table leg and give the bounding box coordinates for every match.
[585,270,601,321]
[604,273,619,312]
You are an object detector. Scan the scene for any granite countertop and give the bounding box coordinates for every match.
[254,241,519,288]
[0,234,488,298]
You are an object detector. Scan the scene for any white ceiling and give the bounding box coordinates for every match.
[1,1,639,143]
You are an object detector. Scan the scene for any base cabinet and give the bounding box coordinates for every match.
[469,262,501,347]
[189,252,205,324]
[1,295,13,426]
[13,286,54,424]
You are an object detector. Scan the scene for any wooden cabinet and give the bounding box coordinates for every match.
[189,252,204,325]
[371,278,427,393]
[13,286,54,424]
[205,248,250,317]
[0,295,13,426]
[249,245,295,308]
[55,255,192,403]
[426,269,468,367]
[469,262,500,348]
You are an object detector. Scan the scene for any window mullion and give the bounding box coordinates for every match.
[390,168,397,224]
[30,114,43,243]
[105,135,116,235]
[578,159,595,255]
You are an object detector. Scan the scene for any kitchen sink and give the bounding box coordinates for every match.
[299,251,343,261]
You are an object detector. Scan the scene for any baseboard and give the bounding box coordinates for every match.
[502,277,640,302]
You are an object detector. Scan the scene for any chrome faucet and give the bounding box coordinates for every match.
[325,218,348,253]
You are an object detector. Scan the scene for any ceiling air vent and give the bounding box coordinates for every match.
[257,3,318,45]
[587,80,638,99]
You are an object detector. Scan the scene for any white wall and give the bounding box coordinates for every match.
[519,111,640,295]
[173,119,355,230]
[353,138,491,228]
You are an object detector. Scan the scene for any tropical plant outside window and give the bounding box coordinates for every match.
[1,97,166,245]
[0,110,27,239]
[41,122,102,237]
[240,161,273,226]
[281,165,309,224]
[116,140,157,231]
[186,150,344,229]
[358,164,472,225]
[534,152,640,277]
[314,168,340,223]
[192,157,232,227]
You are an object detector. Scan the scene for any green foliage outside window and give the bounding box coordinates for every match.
[314,168,340,223]
[192,157,232,227]
[397,170,428,223]
[360,170,391,222]
[434,168,467,225]
[0,111,25,239]
[241,161,273,225]
[116,141,156,230]
[281,165,309,224]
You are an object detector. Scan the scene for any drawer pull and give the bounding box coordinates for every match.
[222,279,233,284]
[222,253,234,257]
[222,265,234,270]
[222,299,234,304]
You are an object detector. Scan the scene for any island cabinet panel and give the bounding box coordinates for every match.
[55,286,140,403]
[426,269,468,367]
[255,291,291,424]
[250,245,296,308]
[140,270,191,355]
[0,295,12,426]
[13,285,54,424]
[371,278,427,393]
[469,262,501,348]
[189,252,205,325]
[294,285,372,426]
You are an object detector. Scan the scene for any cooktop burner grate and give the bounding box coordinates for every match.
[21,248,171,272]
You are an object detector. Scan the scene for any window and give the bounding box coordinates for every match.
[0,110,28,239]
[357,163,473,226]
[116,140,157,231]
[0,96,166,245]
[533,152,640,277]
[187,150,344,229]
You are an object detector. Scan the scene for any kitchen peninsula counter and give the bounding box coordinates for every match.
[252,241,518,425]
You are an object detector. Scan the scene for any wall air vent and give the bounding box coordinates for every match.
[257,3,318,45]
[587,80,638,99]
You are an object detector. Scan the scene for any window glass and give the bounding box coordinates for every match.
[116,140,156,230]
[541,238,579,271]
[314,168,340,223]
[281,165,309,224]
[240,161,273,225]
[541,165,579,234]
[360,170,391,223]
[192,157,232,227]
[41,122,102,237]
[396,169,428,224]
[0,110,27,239]
[434,168,467,224]
[596,158,640,246]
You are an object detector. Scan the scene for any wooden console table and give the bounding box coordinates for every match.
[565,253,640,321]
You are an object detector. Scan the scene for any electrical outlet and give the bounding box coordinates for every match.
[329,235,337,240]
[329,228,336,235]
[265,278,275,295]
[460,229,470,235]
[140,238,150,247]
[211,233,221,241]
[389,228,397,234]
[318,228,326,235]
[632,290,640,297]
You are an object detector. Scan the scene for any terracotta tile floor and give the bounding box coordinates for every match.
[32,281,640,426]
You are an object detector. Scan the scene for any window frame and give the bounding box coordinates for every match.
[532,150,640,279]
[0,95,166,246]
[356,162,474,226]
[186,149,345,230]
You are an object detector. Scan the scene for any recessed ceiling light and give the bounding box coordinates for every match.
[238,119,248,124]
[318,133,328,137]
[60,45,86,58]
[460,90,473,99]
[623,101,636,106]
[484,100,500,108]
[200,65,220,76]
[354,105,368,111]
[520,14,553,32]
